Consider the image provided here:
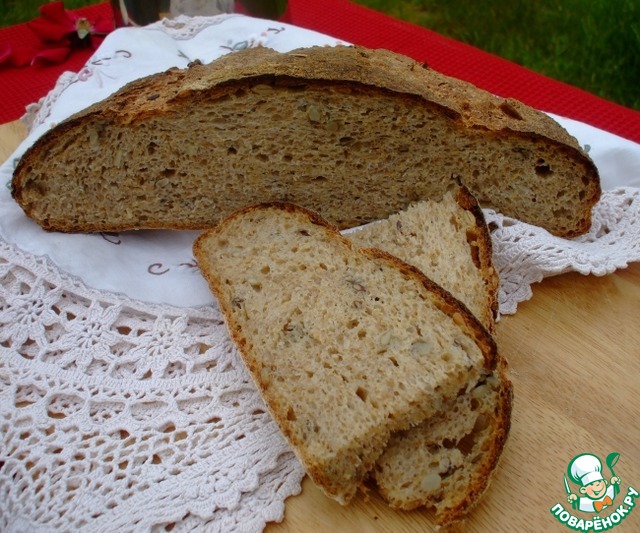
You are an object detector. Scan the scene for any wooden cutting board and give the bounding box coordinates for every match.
[2,120,639,533]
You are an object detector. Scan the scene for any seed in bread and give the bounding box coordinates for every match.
[12,45,600,237]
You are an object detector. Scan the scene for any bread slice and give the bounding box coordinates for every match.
[348,186,498,334]
[193,202,498,505]
[13,45,599,237]
[374,360,512,525]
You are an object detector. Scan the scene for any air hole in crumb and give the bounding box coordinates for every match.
[388,356,399,367]
[250,281,262,292]
[286,408,297,421]
[357,329,367,339]
[466,231,481,268]
[346,319,359,329]
[227,146,237,155]
[535,163,552,176]
[456,432,477,456]
[260,265,270,274]
[443,438,456,449]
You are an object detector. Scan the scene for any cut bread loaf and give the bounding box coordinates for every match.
[13,45,599,237]
[349,187,511,525]
[193,202,498,505]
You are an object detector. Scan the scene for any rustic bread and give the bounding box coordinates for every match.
[349,187,511,525]
[13,45,599,237]
[193,202,498,505]
[348,186,498,333]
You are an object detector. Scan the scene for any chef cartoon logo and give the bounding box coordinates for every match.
[550,452,639,531]
[566,453,621,513]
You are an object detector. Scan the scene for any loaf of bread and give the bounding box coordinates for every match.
[13,45,600,237]
[349,187,511,524]
[193,202,498,505]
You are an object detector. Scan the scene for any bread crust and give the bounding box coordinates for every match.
[13,46,600,237]
[453,186,499,330]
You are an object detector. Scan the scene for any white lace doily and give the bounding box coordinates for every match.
[1,13,640,532]
[486,187,640,315]
[0,236,304,532]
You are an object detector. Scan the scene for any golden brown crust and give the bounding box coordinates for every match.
[454,186,500,331]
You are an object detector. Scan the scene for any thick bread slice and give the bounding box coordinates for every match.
[348,187,511,525]
[348,186,498,334]
[374,360,512,525]
[193,202,498,505]
[13,45,599,237]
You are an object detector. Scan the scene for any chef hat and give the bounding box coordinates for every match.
[569,454,604,486]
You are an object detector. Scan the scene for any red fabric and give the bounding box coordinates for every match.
[1,0,639,144]
[0,3,112,122]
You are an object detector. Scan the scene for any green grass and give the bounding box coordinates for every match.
[2,0,639,110]
[353,0,640,110]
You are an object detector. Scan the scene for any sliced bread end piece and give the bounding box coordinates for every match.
[373,359,512,525]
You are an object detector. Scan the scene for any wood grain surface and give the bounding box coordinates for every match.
[2,120,639,533]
